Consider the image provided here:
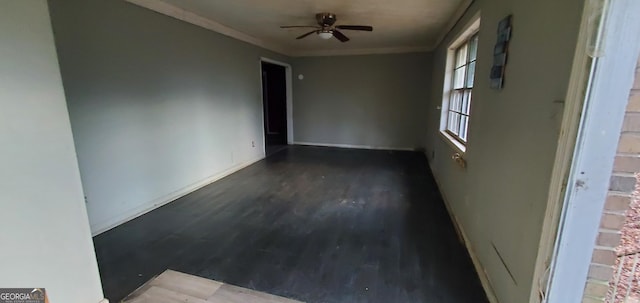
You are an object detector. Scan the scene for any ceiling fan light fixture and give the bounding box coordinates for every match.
[282,13,372,42]
[318,31,333,40]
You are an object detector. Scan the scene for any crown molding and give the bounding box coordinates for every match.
[432,0,474,49]
[127,0,438,57]
[292,46,433,57]
[126,0,292,56]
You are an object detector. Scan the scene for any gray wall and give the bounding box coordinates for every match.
[49,0,290,234]
[293,53,432,150]
[0,1,104,302]
[424,0,585,302]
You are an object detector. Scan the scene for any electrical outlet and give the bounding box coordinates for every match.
[252,141,255,147]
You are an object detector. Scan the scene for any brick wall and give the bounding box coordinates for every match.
[582,57,640,303]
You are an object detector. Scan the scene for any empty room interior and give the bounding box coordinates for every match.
[3,0,640,303]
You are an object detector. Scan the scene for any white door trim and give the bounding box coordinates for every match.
[528,0,597,300]
[533,0,640,302]
[260,57,294,149]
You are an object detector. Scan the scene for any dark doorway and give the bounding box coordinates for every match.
[261,61,288,156]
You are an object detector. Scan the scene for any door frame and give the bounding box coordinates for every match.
[259,57,293,155]
[530,0,640,302]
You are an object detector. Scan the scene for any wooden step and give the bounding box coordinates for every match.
[122,270,303,303]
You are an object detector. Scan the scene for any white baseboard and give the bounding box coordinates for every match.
[90,155,265,236]
[425,153,499,303]
[293,141,416,151]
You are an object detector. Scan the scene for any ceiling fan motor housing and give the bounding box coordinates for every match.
[316,13,337,27]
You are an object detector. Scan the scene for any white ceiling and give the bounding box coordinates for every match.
[128,0,469,56]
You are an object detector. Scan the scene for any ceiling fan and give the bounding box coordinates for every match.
[280,13,373,42]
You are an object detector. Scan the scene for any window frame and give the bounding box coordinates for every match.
[439,16,480,154]
[445,34,478,145]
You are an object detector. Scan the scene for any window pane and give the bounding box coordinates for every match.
[456,91,463,112]
[455,44,468,68]
[448,112,456,132]
[467,91,473,114]
[469,35,478,61]
[466,61,476,88]
[450,90,463,112]
[460,115,469,141]
[451,112,461,135]
[461,90,471,115]
[454,67,466,89]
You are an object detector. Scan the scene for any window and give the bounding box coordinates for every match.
[445,34,478,144]
[439,16,480,152]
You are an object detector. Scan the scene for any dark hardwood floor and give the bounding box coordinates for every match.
[265,144,288,156]
[93,146,488,303]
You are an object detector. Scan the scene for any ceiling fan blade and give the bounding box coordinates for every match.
[336,25,373,31]
[280,25,320,29]
[296,30,318,40]
[332,29,350,42]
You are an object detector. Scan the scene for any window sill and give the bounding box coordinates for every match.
[439,131,467,154]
